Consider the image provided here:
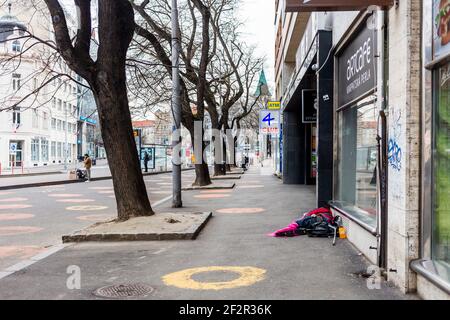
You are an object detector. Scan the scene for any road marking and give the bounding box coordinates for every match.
[97,190,115,194]
[216,208,266,214]
[236,185,265,189]
[48,194,83,198]
[0,244,71,281]
[56,199,96,203]
[194,194,231,199]
[0,197,28,202]
[199,190,233,194]
[0,246,44,259]
[65,205,108,211]
[0,226,43,236]
[76,214,113,222]
[162,266,266,290]
[0,213,35,221]
[0,204,32,210]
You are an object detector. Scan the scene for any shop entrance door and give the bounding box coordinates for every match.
[9,141,23,168]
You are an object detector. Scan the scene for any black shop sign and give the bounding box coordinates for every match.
[302,89,317,123]
[337,21,377,108]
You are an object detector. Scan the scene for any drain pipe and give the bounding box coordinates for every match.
[375,7,388,270]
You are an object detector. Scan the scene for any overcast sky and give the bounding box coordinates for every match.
[237,0,275,92]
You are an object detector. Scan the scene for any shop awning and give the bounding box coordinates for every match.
[285,0,394,12]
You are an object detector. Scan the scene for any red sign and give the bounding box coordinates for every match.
[285,0,394,12]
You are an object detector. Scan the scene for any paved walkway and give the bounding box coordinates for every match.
[0,166,415,299]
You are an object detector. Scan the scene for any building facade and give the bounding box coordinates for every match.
[0,2,80,170]
[275,0,449,299]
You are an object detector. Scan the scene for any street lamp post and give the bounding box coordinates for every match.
[171,0,182,208]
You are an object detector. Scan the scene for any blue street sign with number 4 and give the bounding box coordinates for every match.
[260,110,280,134]
[262,113,275,126]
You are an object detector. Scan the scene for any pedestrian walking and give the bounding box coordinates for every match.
[144,151,150,173]
[84,154,92,182]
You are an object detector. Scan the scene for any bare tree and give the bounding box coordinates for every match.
[41,0,153,221]
[131,0,262,179]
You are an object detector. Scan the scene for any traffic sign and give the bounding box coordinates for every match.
[9,143,17,155]
[260,110,280,134]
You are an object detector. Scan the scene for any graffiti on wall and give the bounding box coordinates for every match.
[388,109,403,172]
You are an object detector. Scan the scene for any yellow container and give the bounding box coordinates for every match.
[339,226,347,239]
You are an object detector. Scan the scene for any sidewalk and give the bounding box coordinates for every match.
[0,166,415,300]
[0,163,192,190]
[0,159,109,176]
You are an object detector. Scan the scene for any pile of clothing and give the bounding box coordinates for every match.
[269,207,341,243]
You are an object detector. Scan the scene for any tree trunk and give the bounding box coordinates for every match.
[44,0,152,221]
[189,128,212,186]
[194,162,211,186]
[92,0,153,221]
[93,85,154,221]
[214,163,226,176]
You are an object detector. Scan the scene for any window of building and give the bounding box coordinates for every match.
[334,96,378,228]
[12,107,21,127]
[51,141,56,158]
[62,121,66,131]
[57,119,62,131]
[57,142,62,157]
[42,112,49,130]
[12,40,21,52]
[31,138,40,162]
[12,73,21,91]
[432,63,450,272]
[41,138,49,162]
[32,110,39,129]
[52,97,56,108]
[51,118,56,130]
[58,99,62,111]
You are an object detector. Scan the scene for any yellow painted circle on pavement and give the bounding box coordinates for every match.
[162,266,266,290]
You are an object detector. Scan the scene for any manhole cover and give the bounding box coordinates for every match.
[94,284,154,299]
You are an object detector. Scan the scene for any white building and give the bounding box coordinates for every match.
[0,2,79,170]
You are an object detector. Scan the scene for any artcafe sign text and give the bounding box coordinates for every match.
[337,23,377,107]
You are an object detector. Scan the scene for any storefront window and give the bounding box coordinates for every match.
[433,63,450,270]
[334,96,378,228]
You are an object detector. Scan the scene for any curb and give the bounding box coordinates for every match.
[0,168,195,191]
[182,182,235,191]
[211,175,242,180]
[62,212,212,243]
[0,171,63,178]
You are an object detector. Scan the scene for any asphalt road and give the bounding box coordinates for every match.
[0,170,197,270]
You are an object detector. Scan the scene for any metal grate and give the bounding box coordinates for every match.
[94,283,154,299]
